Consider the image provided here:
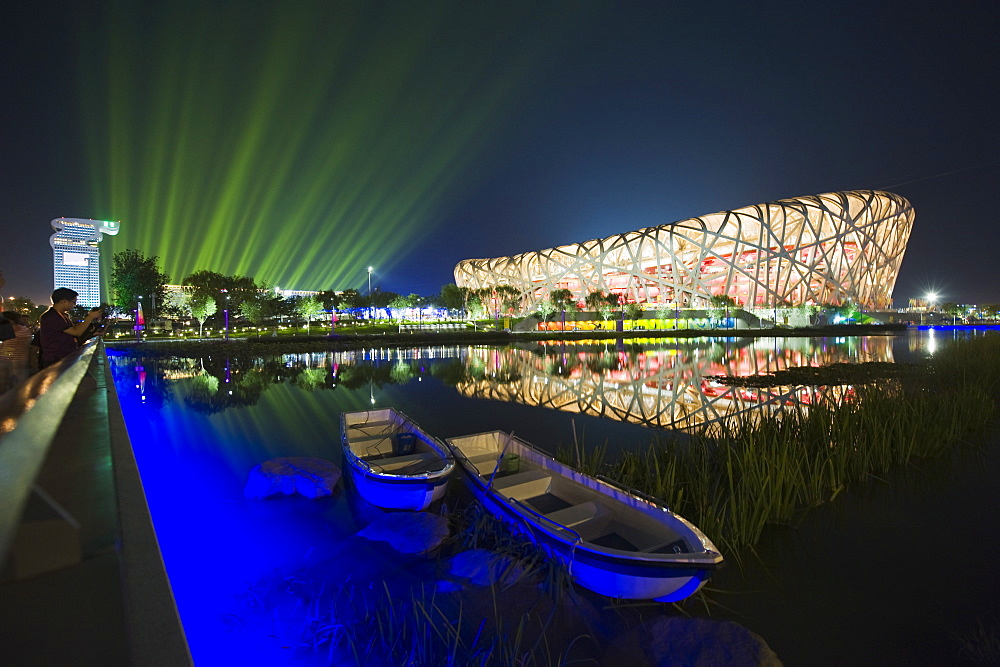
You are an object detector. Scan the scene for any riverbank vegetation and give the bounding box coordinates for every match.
[104,322,905,359]
[560,334,1000,556]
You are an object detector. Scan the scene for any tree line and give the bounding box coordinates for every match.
[3,251,993,329]
[104,250,533,334]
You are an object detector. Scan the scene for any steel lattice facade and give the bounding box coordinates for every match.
[454,190,913,311]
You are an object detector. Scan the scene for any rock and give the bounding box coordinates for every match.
[605,616,782,667]
[447,548,525,586]
[244,457,341,500]
[356,511,450,555]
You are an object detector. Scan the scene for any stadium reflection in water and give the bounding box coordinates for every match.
[454,336,893,430]
[112,335,895,434]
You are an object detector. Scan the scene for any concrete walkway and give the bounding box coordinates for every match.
[0,363,128,664]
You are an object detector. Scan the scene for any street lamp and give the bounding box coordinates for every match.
[924,292,938,325]
[221,289,229,340]
[367,266,374,321]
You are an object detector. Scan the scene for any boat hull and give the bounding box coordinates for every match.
[460,467,712,601]
[340,409,453,511]
[347,462,451,511]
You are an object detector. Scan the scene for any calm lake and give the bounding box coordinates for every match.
[108,329,1000,665]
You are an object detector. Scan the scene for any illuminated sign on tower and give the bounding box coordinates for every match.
[50,218,121,307]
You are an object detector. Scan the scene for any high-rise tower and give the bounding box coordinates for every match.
[50,218,120,307]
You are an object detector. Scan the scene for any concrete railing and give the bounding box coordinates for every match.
[0,341,191,665]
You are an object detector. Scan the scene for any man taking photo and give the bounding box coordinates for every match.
[39,288,104,368]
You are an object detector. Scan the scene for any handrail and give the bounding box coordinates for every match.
[507,496,584,544]
[0,342,98,562]
[595,473,672,510]
[451,447,484,476]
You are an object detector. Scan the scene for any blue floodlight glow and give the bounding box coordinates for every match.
[109,359,365,665]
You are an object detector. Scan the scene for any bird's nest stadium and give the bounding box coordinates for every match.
[454,190,913,312]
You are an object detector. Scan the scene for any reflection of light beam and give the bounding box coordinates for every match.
[80,3,587,291]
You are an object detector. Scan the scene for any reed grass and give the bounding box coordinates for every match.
[955,619,1000,664]
[249,564,591,665]
[559,335,1000,556]
[242,501,594,665]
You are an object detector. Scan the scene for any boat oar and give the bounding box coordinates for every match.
[486,431,514,490]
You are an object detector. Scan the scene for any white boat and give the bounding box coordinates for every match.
[446,430,723,601]
[340,408,454,511]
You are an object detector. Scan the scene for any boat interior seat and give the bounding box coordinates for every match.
[349,425,402,442]
[353,436,397,458]
[346,418,395,430]
[466,452,501,474]
[543,501,606,529]
[372,451,440,473]
[491,469,551,499]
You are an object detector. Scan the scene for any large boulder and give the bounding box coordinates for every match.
[244,457,342,500]
[357,512,450,555]
[605,616,782,666]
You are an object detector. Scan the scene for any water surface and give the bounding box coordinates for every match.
[109,330,998,664]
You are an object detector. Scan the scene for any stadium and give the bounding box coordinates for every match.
[454,190,913,313]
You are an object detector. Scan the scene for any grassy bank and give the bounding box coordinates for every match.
[104,322,905,358]
[561,334,1000,556]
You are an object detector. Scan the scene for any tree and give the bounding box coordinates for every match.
[369,289,398,320]
[464,290,485,319]
[536,297,556,321]
[190,292,217,337]
[709,294,737,327]
[624,303,643,328]
[338,289,363,312]
[317,290,342,312]
[550,289,574,311]
[110,249,171,317]
[182,270,257,312]
[440,283,465,316]
[161,288,191,319]
[550,289,576,329]
[3,296,46,322]
[294,296,324,335]
[585,290,617,325]
[388,294,411,322]
[239,296,267,336]
[584,290,605,313]
[495,285,520,315]
[981,304,1000,321]
[655,301,674,322]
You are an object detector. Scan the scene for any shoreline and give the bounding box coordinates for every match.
[104,323,908,356]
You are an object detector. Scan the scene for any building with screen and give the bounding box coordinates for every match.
[50,218,121,307]
[454,190,913,312]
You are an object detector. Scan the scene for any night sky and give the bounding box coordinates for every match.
[3,0,998,306]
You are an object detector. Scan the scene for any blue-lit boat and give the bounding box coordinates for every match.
[340,408,454,511]
[446,431,723,601]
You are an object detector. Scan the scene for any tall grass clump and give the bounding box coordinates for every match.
[275,577,583,665]
[246,502,594,665]
[561,334,1000,556]
[247,559,589,665]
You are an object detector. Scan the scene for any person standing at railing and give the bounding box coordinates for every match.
[0,311,32,392]
[38,288,103,368]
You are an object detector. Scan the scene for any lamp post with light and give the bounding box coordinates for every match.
[924,291,938,326]
[221,289,229,340]
[367,266,374,321]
